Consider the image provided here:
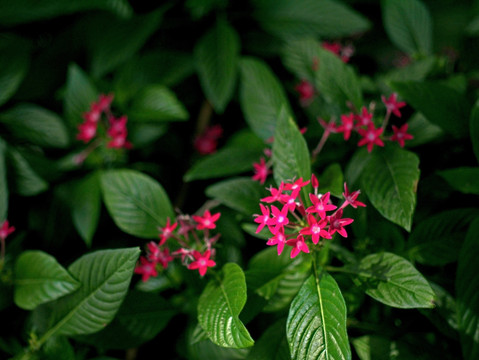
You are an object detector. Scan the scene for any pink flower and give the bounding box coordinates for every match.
[252,158,271,185]
[82,103,101,123]
[261,183,285,203]
[134,256,158,282]
[391,123,413,147]
[283,177,310,192]
[322,41,354,63]
[306,192,337,219]
[286,235,310,258]
[192,210,221,230]
[194,125,223,155]
[188,250,216,276]
[107,132,132,149]
[295,80,315,105]
[300,215,331,244]
[328,209,354,238]
[342,183,366,209]
[97,93,114,111]
[337,113,355,140]
[173,248,194,263]
[267,204,290,234]
[0,220,15,241]
[382,93,406,118]
[311,174,319,189]
[253,204,270,234]
[156,247,174,269]
[158,217,178,246]
[76,121,97,143]
[280,188,300,212]
[318,118,338,133]
[355,107,373,128]
[266,229,289,255]
[322,41,342,56]
[107,115,132,149]
[357,125,384,153]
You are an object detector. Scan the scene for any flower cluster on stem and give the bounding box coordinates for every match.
[254,176,365,258]
[134,210,221,281]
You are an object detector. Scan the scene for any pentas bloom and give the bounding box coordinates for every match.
[254,176,364,258]
[322,41,354,63]
[0,220,15,241]
[391,124,414,148]
[194,124,223,155]
[135,210,221,281]
[382,93,407,118]
[357,125,385,153]
[252,157,271,185]
[295,79,315,105]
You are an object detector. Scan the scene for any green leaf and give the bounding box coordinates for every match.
[470,100,479,164]
[198,263,254,348]
[438,167,479,194]
[195,19,240,113]
[0,140,7,221]
[354,252,435,308]
[205,177,265,216]
[87,10,164,78]
[38,247,140,339]
[247,318,290,360]
[390,80,470,138]
[407,208,479,265]
[456,219,479,360]
[70,172,101,247]
[239,57,292,141]
[0,0,132,25]
[352,335,396,360]
[129,85,189,122]
[6,147,48,196]
[0,35,31,106]
[316,163,344,198]
[382,0,433,55]
[361,146,419,232]
[14,251,80,310]
[63,64,98,128]
[0,104,69,148]
[76,291,176,349]
[185,146,264,182]
[405,112,444,147]
[42,336,75,360]
[101,169,174,238]
[286,272,351,360]
[272,106,311,200]
[282,38,363,110]
[254,0,370,39]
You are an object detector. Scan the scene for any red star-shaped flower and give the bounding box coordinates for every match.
[357,125,384,153]
[391,123,413,147]
[134,256,158,282]
[382,93,406,118]
[192,210,221,230]
[187,250,216,276]
[0,220,15,241]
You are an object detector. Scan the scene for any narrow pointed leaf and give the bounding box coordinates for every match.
[198,263,254,348]
[286,272,351,360]
[101,169,174,238]
[239,57,292,140]
[355,252,435,308]
[195,19,240,113]
[41,247,140,337]
[7,147,48,196]
[438,167,479,195]
[14,251,80,310]
[456,218,479,360]
[361,146,419,231]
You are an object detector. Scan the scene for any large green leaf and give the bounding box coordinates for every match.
[0,104,69,148]
[470,100,479,164]
[438,167,479,195]
[272,106,311,200]
[101,169,174,238]
[0,0,132,25]
[354,252,435,308]
[76,291,176,349]
[205,177,265,216]
[70,172,101,247]
[129,85,189,122]
[390,80,470,138]
[239,57,292,141]
[0,36,31,107]
[286,272,351,360]
[254,0,370,39]
[37,247,140,340]
[14,251,80,310]
[282,38,363,110]
[382,0,433,55]
[456,218,479,360]
[6,147,48,196]
[247,318,290,360]
[361,146,419,232]
[198,263,254,348]
[87,10,164,78]
[195,19,240,113]
[405,112,444,147]
[63,64,98,128]
[0,140,7,221]
[407,208,479,266]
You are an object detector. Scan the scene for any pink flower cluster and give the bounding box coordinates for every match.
[322,41,355,63]
[194,124,223,155]
[254,176,365,258]
[134,210,221,281]
[319,93,412,153]
[76,94,132,150]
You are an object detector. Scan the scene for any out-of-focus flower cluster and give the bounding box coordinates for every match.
[134,210,221,281]
[254,176,365,258]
